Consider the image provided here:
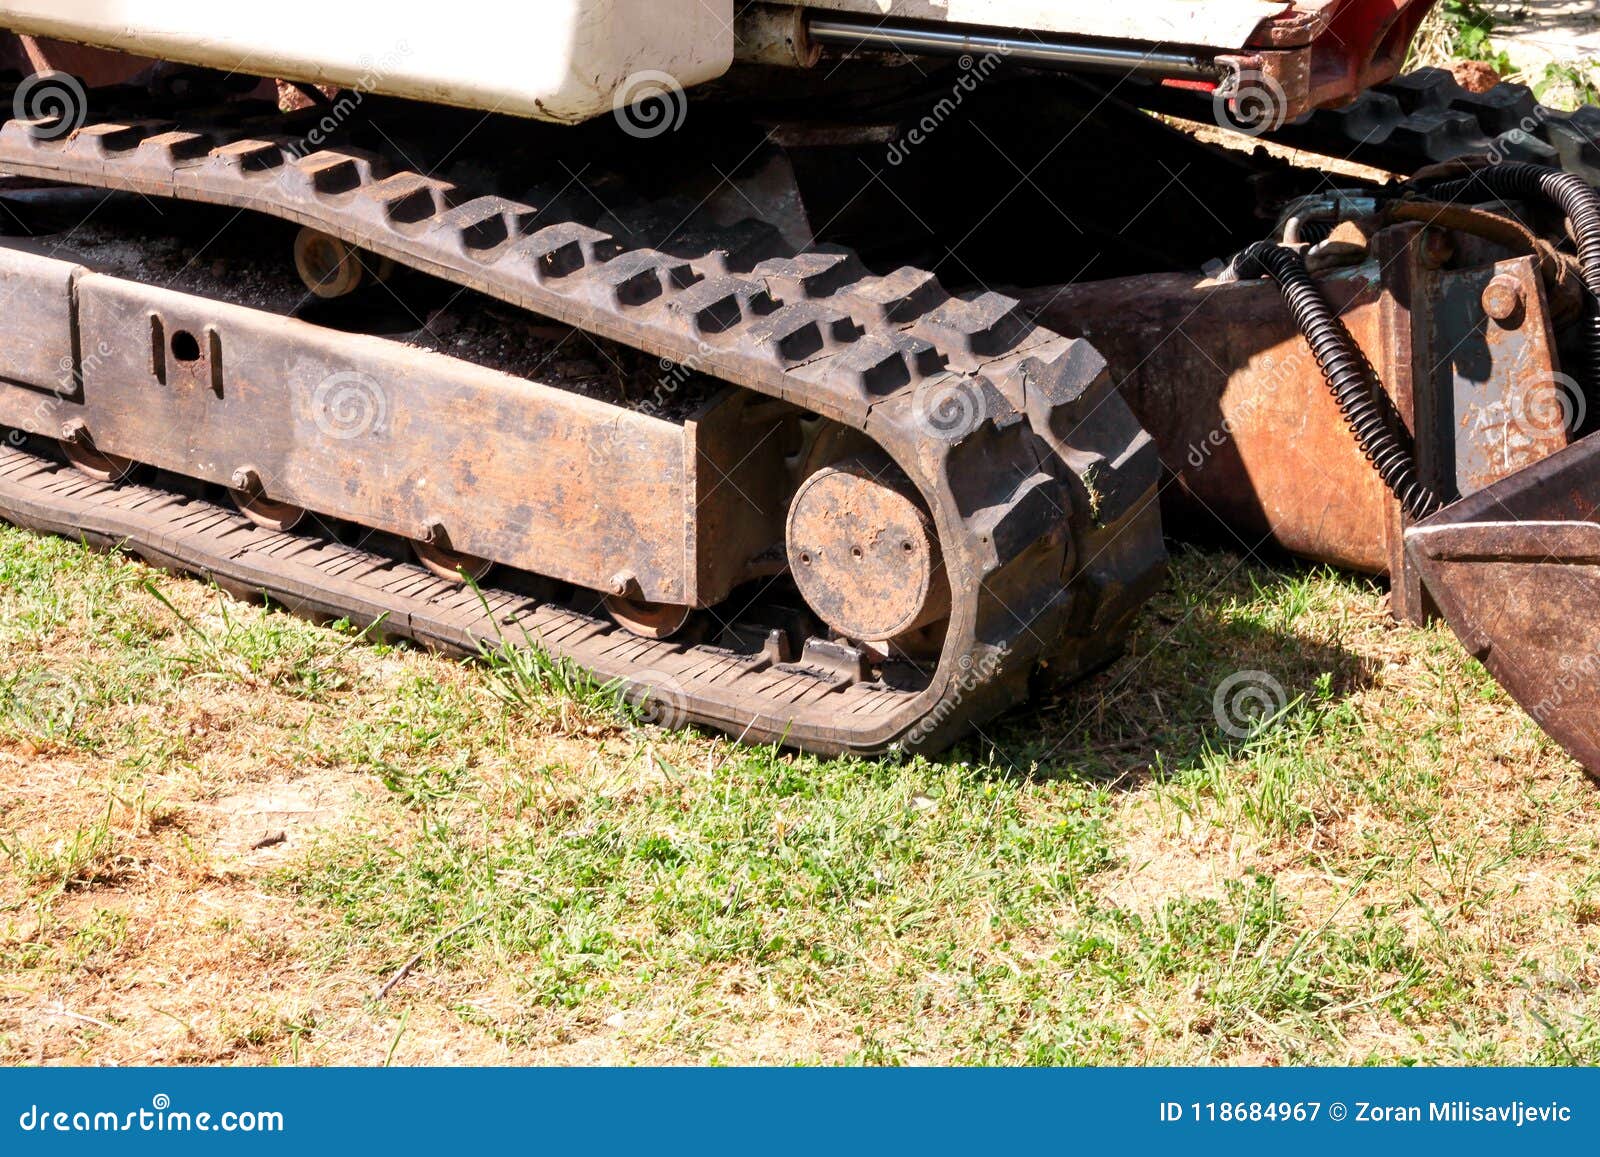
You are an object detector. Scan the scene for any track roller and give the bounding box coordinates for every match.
[227,466,306,531]
[602,595,693,639]
[293,227,394,299]
[412,523,493,582]
[57,420,134,483]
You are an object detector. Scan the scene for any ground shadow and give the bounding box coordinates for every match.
[942,546,1385,789]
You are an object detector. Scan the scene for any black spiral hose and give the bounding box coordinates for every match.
[1293,220,1335,246]
[1231,240,1443,520]
[1422,162,1600,401]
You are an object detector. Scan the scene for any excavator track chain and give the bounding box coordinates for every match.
[0,83,1166,755]
[1276,66,1600,180]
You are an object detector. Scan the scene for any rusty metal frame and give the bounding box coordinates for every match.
[0,243,788,608]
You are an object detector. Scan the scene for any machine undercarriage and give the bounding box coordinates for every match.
[1,5,1598,773]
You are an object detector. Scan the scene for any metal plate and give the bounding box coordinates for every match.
[0,242,785,608]
[0,245,80,397]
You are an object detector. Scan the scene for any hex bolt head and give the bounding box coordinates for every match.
[609,571,637,597]
[420,518,447,547]
[1482,274,1524,324]
[231,466,261,493]
[58,418,87,445]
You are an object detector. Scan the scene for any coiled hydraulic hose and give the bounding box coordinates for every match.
[1230,240,1443,520]
[1421,162,1600,399]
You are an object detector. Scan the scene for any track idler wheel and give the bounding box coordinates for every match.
[786,455,950,649]
[293,227,394,299]
[57,419,134,483]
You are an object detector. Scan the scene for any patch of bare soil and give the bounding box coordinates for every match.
[0,746,526,1065]
[0,741,381,1063]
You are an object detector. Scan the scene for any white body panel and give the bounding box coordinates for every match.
[0,0,735,123]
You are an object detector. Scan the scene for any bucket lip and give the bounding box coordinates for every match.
[1406,519,1600,565]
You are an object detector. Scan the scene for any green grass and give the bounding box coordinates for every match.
[5,520,1594,1065]
[1533,59,1600,111]
[1408,1,1514,77]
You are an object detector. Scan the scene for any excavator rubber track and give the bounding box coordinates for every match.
[1272,66,1600,180]
[0,88,1165,756]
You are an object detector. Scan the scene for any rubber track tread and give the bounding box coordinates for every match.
[1272,67,1600,179]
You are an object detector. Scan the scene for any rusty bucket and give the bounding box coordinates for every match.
[1407,430,1600,777]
